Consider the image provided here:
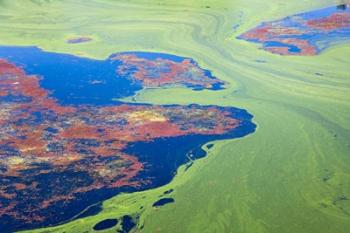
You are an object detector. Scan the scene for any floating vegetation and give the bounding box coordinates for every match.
[0,48,255,231]
[238,5,350,55]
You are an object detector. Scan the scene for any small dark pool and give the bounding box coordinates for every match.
[163,189,174,195]
[93,219,118,231]
[120,215,136,233]
[152,198,175,207]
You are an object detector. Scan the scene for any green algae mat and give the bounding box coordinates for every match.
[0,0,350,232]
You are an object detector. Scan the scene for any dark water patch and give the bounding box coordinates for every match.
[0,165,139,232]
[164,189,174,195]
[185,162,193,171]
[337,4,347,10]
[188,145,207,159]
[0,46,256,232]
[74,202,103,220]
[124,107,256,190]
[206,143,214,149]
[152,198,175,207]
[0,46,224,106]
[0,94,32,103]
[119,215,136,233]
[0,46,140,105]
[0,144,20,156]
[93,219,118,231]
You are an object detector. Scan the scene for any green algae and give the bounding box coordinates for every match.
[0,0,349,232]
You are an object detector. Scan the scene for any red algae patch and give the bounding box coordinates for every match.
[112,53,225,90]
[0,58,255,232]
[238,4,350,55]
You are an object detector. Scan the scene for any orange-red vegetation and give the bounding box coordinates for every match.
[0,59,241,226]
[307,12,350,31]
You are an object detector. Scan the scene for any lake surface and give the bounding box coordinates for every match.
[0,46,255,232]
[0,46,225,105]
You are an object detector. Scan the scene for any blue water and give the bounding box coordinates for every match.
[152,198,175,207]
[124,105,256,191]
[264,41,301,53]
[298,5,349,20]
[0,46,140,105]
[0,46,256,232]
[279,5,350,28]
[280,5,350,50]
[238,5,350,55]
[93,219,118,231]
[0,46,222,106]
[120,215,136,233]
